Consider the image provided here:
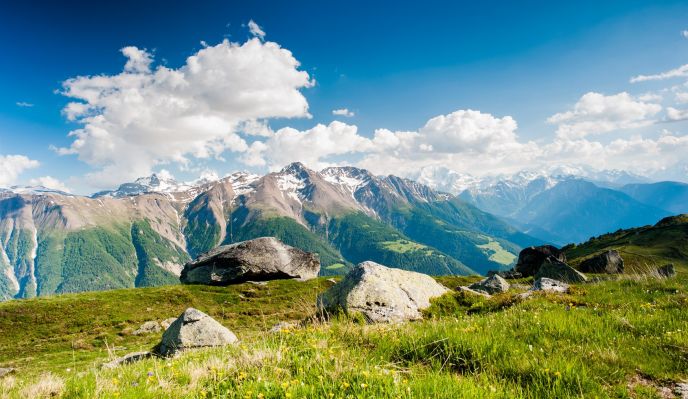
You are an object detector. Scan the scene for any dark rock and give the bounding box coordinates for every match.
[155,308,238,357]
[102,352,152,369]
[515,245,567,277]
[579,250,624,274]
[181,237,320,285]
[487,269,523,279]
[535,256,587,283]
[657,264,676,278]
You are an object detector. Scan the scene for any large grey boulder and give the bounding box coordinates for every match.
[515,245,567,277]
[535,257,587,283]
[532,277,569,293]
[579,250,624,274]
[317,261,449,323]
[468,274,510,294]
[181,237,320,285]
[155,308,238,357]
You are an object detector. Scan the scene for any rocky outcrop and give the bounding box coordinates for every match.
[579,250,624,274]
[317,261,448,323]
[468,274,510,294]
[515,245,567,277]
[180,237,320,285]
[534,257,587,283]
[532,277,569,293]
[155,308,238,357]
[133,321,162,336]
[657,264,676,278]
[102,352,152,369]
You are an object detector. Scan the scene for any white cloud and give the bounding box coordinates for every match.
[250,121,373,170]
[332,108,355,117]
[547,92,661,139]
[0,155,40,187]
[27,176,71,192]
[630,63,688,83]
[682,30,688,39]
[16,101,34,108]
[675,92,688,104]
[666,107,688,121]
[248,20,266,39]
[56,38,313,188]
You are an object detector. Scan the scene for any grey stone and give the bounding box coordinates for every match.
[579,250,624,274]
[0,367,15,378]
[532,277,569,293]
[457,286,492,298]
[515,245,567,277]
[132,321,162,336]
[102,352,152,369]
[535,257,587,283]
[317,261,449,323]
[674,382,688,399]
[181,237,320,285]
[468,274,510,294]
[156,308,238,357]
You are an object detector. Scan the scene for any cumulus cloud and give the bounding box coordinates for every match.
[248,121,373,170]
[332,108,355,117]
[56,38,313,187]
[630,64,688,83]
[666,107,688,121]
[27,176,71,192]
[547,92,661,139]
[0,155,40,187]
[248,20,266,39]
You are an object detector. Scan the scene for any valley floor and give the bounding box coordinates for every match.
[0,272,687,398]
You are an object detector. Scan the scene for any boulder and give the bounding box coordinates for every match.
[181,237,320,285]
[515,245,567,277]
[102,352,152,369]
[535,257,587,283]
[155,308,238,357]
[579,250,624,273]
[532,277,569,293]
[133,321,162,336]
[468,274,510,294]
[0,367,15,378]
[317,261,449,323]
[657,264,676,278]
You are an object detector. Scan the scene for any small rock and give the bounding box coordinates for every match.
[181,237,320,285]
[515,245,567,277]
[535,256,587,283]
[457,286,492,298]
[269,321,297,333]
[579,250,624,274]
[674,382,688,399]
[317,261,449,323]
[248,281,268,286]
[657,264,676,278]
[468,274,510,294]
[155,308,238,357]
[326,278,337,284]
[532,277,569,293]
[102,352,152,369]
[0,367,15,378]
[160,318,177,330]
[132,321,162,336]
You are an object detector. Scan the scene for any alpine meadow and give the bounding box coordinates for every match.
[1,1,687,398]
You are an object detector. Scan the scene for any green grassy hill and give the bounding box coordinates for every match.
[1,265,686,398]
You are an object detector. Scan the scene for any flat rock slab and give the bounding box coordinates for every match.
[532,277,569,293]
[535,257,587,283]
[156,308,238,357]
[318,261,449,323]
[102,352,152,369]
[181,237,320,285]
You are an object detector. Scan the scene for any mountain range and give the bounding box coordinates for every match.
[0,163,540,300]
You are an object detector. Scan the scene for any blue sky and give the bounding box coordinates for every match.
[2,0,688,194]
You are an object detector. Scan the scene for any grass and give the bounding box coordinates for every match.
[476,237,517,265]
[380,239,432,254]
[0,269,686,398]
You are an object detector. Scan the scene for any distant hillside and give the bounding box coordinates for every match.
[514,180,670,244]
[620,181,688,214]
[565,214,688,272]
